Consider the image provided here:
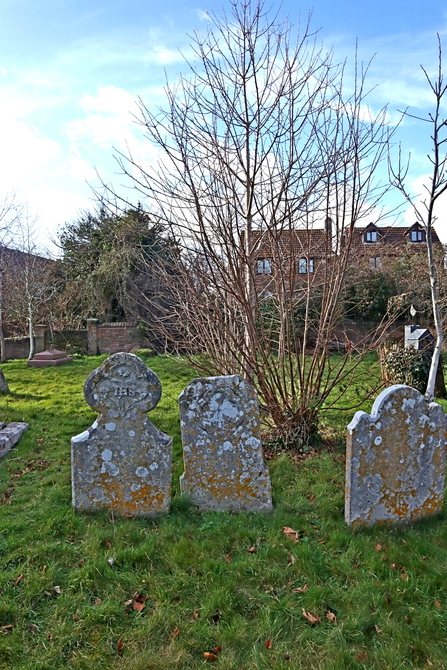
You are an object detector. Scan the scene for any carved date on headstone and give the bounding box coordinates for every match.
[71,352,172,516]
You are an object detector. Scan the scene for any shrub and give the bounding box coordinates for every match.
[381,346,432,393]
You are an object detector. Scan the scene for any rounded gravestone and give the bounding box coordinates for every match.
[71,352,172,517]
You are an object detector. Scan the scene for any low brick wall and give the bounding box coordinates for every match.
[4,322,149,360]
[4,337,31,360]
[89,321,148,355]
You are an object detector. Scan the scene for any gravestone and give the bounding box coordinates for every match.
[179,375,272,512]
[346,384,447,527]
[0,370,8,393]
[0,422,29,458]
[71,352,172,516]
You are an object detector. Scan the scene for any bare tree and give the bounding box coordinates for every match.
[390,35,447,402]
[0,193,21,365]
[105,1,396,447]
[6,212,57,360]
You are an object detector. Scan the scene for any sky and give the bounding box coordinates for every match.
[1,0,447,253]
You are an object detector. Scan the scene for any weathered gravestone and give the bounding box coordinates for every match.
[71,352,172,516]
[345,384,447,527]
[179,375,272,512]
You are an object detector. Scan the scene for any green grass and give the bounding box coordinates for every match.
[0,354,446,669]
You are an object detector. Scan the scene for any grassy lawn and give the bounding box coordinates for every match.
[0,354,446,669]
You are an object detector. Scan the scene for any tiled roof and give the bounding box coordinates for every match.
[345,224,441,250]
[250,229,330,258]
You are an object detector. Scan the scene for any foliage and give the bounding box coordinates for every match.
[0,356,447,669]
[381,346,432,393]
[56,205,177,327]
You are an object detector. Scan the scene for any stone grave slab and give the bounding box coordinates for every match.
[27,349,72,368]
[179,375,272,512]
[0,422,29,458]
[71,352,172,517]
[346,384,447,527]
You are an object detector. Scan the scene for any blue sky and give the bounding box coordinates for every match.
[1,0,447,251]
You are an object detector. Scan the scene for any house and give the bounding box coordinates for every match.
[344,222,442,269]
[251,223,332,295]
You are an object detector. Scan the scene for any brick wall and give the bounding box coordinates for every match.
[4,322,150,360]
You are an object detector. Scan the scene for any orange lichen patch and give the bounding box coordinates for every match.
[81,477,169,516]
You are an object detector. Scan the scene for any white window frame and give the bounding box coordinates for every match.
[365,230,377,243]
[298,258,314,274]
[410,229,424,242]
[257,258,272,274]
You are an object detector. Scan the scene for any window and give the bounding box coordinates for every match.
[410,229,424,242]
[365,230,377,243]
[298,258,314,274]
[257,258,272,274]
[369,256,381,269]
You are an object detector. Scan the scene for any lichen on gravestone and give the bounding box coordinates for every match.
[179,374,272,512]
[345,384,447,527]
[71,352,172,516]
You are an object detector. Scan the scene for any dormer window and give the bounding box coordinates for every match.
[410,229,425,242]
[365,230,377,243]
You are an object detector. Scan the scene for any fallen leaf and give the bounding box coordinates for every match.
[318,539,326,545]
[282,527,299,543]
[288,555,296,566]
[170,626,180,639]
[248,546,257,554]
[293,584,308,593]
[203,652,218,661]
[325,611,336,623]
[134,594,147,603]
[47,633,53,640]
[435,600,442,609]
[356,651,368,662]
[105,541,112,549]
[400,573,409,582]
[224,554,231,563]
[13,574,24,585]
[54,586,62,595]
[133,600,145,612]
[390,563,397,570]
[375,544,383,552]
[117,638,124,653]
[302,609,320,625]
[94,598,102,605]
[29,624,39,632]
[192,610,200,619]
[404,615,411,624]
[265,639,273,649]
[78,560,85,567]
[1,624,13,631]
[213,646,222,654]
[375,624,382,633]
[42,565,47,574]
[307,494,314,504]
[73,615,80,621]
[124,599,133,607]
